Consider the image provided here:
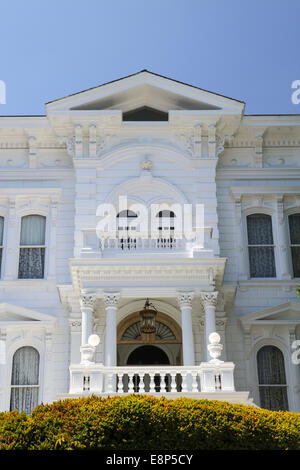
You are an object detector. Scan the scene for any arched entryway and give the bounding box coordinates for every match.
[117,310,182,367]
[127,345,170,365]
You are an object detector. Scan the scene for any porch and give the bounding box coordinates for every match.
[59,362,254,406]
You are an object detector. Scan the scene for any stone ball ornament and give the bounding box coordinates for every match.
[88,334,100,347]
[207,332,223,363]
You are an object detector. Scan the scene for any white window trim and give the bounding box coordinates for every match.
[16,211,49,281]
[244,209,278,280]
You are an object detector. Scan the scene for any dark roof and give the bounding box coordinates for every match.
[46,69,245,105]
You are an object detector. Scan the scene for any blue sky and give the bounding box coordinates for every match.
[1,0,300,115]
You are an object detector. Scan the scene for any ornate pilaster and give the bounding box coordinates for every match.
[276,195,292,279]
[3,198,18,280]
[200,291,218,361]
[103,292,120,308]
[79,292,97,364]
[74,124,83,157]
[104,292,120,366]
[177,291,195,365]
[47,196,59,280]
[193,123,202,157]
[208,124,216,157]
[89,123,97,157]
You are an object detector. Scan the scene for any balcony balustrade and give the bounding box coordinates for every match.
[68,363,235,395]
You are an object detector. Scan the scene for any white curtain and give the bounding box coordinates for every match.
[10,346,40,415]
[247,214,276,278]
[18,215,46,279]
[257,345,288,411]
[0,216,3,277]
[289,214,300,277]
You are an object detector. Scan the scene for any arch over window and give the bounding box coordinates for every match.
[18,215,46,279]
[121,320,176,342]
[247,214,276,278]
[257,345,288,411]
[0,216,4,277]
[10,346,40,414]
[288,213,300,277]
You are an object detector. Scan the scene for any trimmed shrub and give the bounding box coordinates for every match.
[0,394,299,450]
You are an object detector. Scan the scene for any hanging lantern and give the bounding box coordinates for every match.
[139,298,157,334]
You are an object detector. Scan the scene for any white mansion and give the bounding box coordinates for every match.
[0,70,299,414]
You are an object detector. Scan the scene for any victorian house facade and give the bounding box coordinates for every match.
[0,71,299,414]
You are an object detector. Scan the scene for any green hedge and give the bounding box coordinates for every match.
[0,394,299,450]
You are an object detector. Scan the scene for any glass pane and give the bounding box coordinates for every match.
[20,215,46,246]
[259,386,289,411]
[291,246,300,277]
[10,387,39,415]
[248,246,276,277]
[0,216,3,245]
[289,214,300,244]
[257,346,287,385]
[247,214,273,245]
[18,247,45,279]
[11,347,40,385]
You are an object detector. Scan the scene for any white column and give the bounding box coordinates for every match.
[276,196,292,279]
[3,198,19,280]
[234,198,249,280]
[79,292,96,363]
[200,292,218,361]
[177,292,195,365]
[47,196,59,280]
[104,292,120,366]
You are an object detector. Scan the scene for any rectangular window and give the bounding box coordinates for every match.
[18,215,46,279]
[247,214,276,278]
[289,214,300,277]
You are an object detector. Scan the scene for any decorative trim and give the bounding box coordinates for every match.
[79,292,96,309]
[199,291,218,309]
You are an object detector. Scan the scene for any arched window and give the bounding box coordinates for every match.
[18,215,46,279]
[116,210,137,250]
[288,213,300,277]
[156,210,175,246]
[0,216,4,277]
[10,346,40,414]
[247,214,276,278]
[257,345,288,411]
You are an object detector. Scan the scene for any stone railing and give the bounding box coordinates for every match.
[79,227,214,258]
[68,363,235,395]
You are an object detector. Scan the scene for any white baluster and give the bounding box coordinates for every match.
[191,371,198,392]
[117,373,124,393]
[149,372,156,393]
[181,371,188,393]
[128,373,134,393]
[139,372,145,393]
[170,372,177,392]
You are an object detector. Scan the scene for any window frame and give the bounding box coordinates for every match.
[245,211,277,279]
[288,212,300,279]
[7,340,44,414]
[17,213,48,280]
[256,344,289,411]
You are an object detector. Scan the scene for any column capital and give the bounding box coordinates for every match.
[103,292,120,308]
[177,291,194,308]
[200,291,218,309]
[80,292,96,309]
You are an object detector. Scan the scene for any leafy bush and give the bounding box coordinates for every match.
[0,394,299,450]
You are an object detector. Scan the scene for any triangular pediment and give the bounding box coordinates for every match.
[0,303,56,323]
[240,301,300,329]
[46,70,245,116]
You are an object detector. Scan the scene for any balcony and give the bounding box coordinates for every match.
[68,363,236,395]
[79,228,214,259]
